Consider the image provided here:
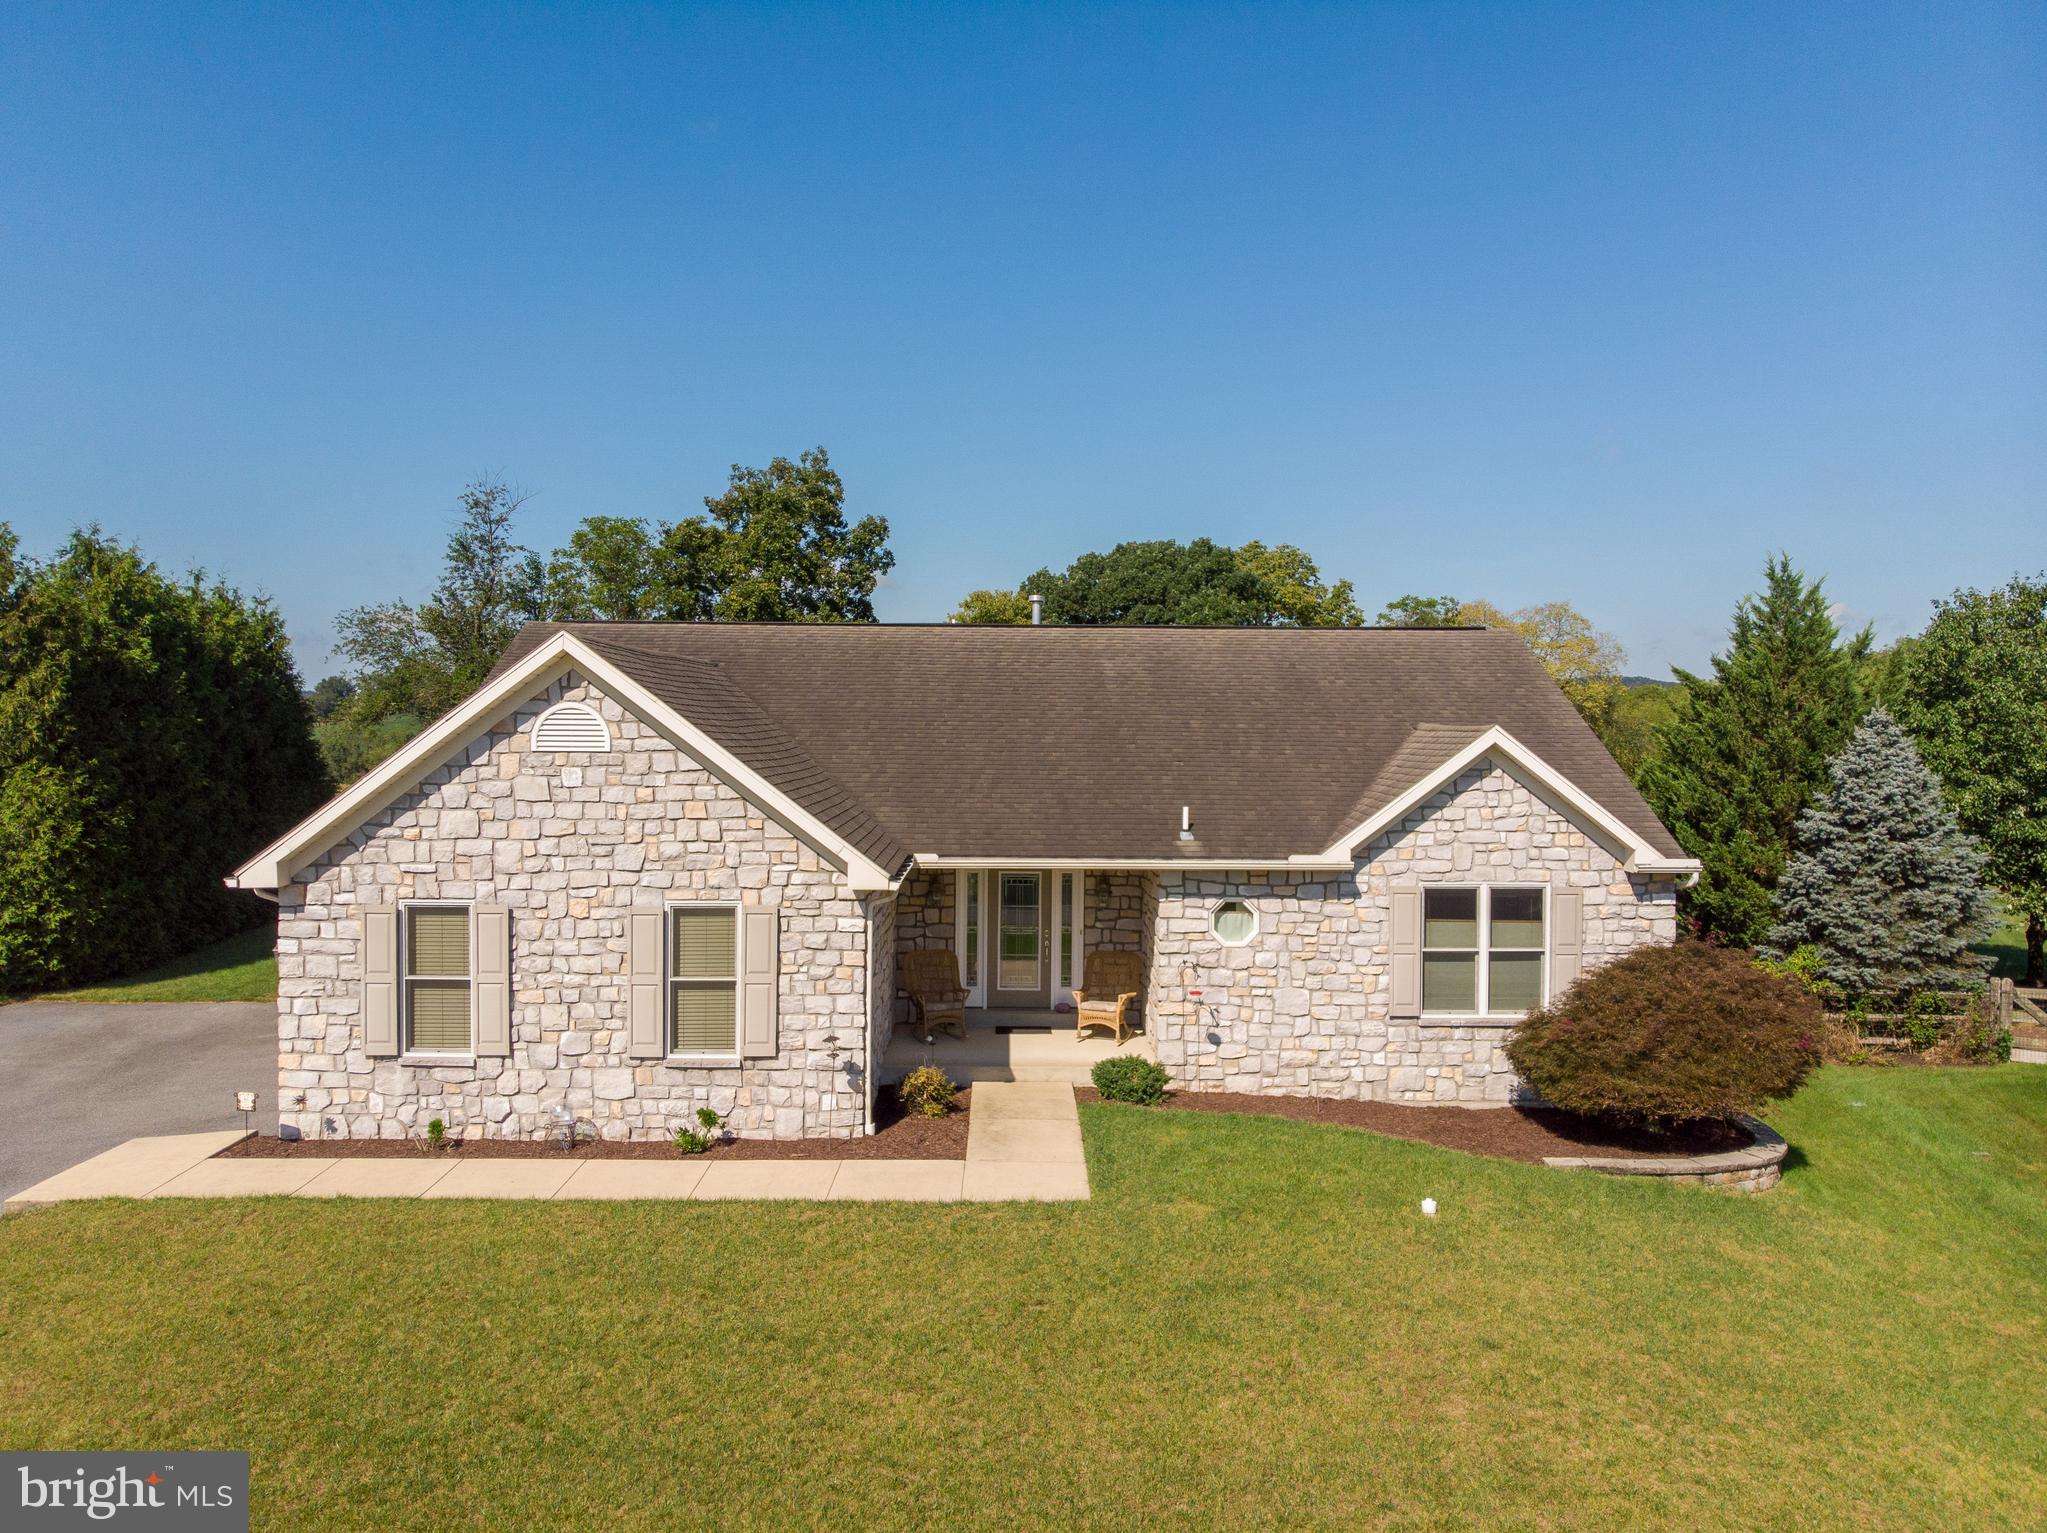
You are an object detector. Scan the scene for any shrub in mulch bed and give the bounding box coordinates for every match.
[1505,943,1821,1128]
[218,1085,971,1163]
[1075,1088,1753,1165]
[1091,1056,1170,1104]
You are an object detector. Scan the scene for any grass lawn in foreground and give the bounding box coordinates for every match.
[2,1065,2043,1530]
[21,923,277,1004]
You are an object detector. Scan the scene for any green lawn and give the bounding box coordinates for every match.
[2,1067,2043,1531]
[1978,900,2035,981]
[23,923,277,1003]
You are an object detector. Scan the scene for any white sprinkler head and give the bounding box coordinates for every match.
[1420,1198,1438,1218]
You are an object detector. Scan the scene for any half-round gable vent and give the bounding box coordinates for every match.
[530,702,611,753]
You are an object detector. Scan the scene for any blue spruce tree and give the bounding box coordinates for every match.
[1766,708,1992,997]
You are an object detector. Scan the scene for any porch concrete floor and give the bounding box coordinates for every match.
[881,1011,1155,1084]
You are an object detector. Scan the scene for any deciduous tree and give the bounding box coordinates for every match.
[1235,541,1363,627]
[1375,593,1461,626]
[961,539,1360,627]
[951,588,1034,625]
[1454,599,1627,729]
[1893,574,2047,983]
[689,447,893,622]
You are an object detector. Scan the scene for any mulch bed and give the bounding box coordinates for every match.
[1074,1088,1752,1164]
[218,1087,971,1163]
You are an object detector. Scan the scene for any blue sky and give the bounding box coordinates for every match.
[3,2,2041,679]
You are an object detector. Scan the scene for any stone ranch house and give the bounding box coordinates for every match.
[230,623,1699,1141]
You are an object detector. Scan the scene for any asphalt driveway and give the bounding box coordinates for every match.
[0,1002,275,1200]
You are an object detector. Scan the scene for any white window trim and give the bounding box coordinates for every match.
[399,899,475,1060]
[665,900,743,1064]
[957,870,985,1009]
[1051,870,1082,1006]
[529,699,612,753]
[1210,897,1259,947]
[1419,883,1549,1019]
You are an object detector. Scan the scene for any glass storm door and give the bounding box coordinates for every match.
[994,872,1049,1007]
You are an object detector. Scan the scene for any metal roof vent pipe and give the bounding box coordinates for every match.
[1028,592,1043,625]
[1180,805,1195,842]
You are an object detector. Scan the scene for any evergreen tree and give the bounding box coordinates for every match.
[0,527,330,989]
[1638,556,1871,944]
[1765,708,1992,996]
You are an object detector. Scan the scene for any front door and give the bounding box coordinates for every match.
[991,871,1050,1008]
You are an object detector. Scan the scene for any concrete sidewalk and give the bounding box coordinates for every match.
[4,1082,1091,1210]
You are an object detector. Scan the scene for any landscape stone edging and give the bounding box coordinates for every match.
[1542,1115,1786,1193]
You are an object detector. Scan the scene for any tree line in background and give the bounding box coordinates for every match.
[4,445,2040,994]
[313,449,892,778]
[957,538,2044,986]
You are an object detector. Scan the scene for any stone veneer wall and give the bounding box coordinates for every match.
[893,868,955,1024]
[1147,761,1677,1105]
[1085,871,1150,955]
[274,673,871,1142]
[1085,871,1153,1022]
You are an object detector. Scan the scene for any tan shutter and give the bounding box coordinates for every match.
[1550,889,1584,1001]
[739,908,780,1058]
[627,911,665,1059]
[1388,888,1421,1019]
[473,905,511,1057]
[363,906,398,1057]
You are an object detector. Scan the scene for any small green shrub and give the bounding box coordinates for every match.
[425,1118,446,1150]
[674,1106,726,1154]
[1753,944,1840,1004]
[1091,1056,1170,1105]
[898,1065,958,1119]
[1902,990,1949,1050]
[1505,943,1822,1126]
[1928,1000,2013,1066]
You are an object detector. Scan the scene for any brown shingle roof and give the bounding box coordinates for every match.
[492,622,1686,867]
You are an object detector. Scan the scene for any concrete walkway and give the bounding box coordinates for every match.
[4,1082,1090,1210]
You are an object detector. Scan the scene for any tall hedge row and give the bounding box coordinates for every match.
[0,528,333,991]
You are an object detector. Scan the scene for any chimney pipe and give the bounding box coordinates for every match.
[1028,593,1043,625]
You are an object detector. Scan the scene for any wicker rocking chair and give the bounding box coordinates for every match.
[901,949,969,1043]
[1073,949,1145,1043]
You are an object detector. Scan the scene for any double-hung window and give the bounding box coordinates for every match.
[1421,887,1546,1015]
[404,904,473,1053]
[670,906,739,1056]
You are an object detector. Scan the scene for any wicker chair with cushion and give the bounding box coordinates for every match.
[901,949,969,1043]
[1073,949,1145,1043]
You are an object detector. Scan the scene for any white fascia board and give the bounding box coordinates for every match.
[1312,725,1694,875]
[228,632,895,894]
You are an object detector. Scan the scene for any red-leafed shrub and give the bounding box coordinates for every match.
[1505,943,1823,1125]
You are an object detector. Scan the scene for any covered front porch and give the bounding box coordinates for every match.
[888,866,1160,1084]
[879,1009,1158,1085]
